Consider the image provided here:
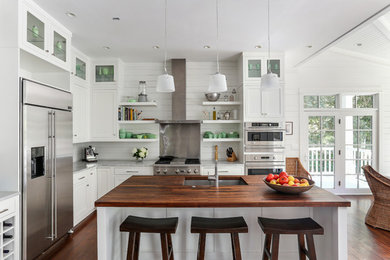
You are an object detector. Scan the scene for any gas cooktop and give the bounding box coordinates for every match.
[154,157,201,175]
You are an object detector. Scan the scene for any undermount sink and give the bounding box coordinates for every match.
[183,178,247,186]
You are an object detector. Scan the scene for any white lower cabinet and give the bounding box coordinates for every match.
[97,167,115,198]
[201,164,245,176]
[0,195,19,260]
[73,167,97,226]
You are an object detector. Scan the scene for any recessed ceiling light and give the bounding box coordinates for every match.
[203,45,211,49]
[65,12,76,18]
[112,17,120,21]
[306,45,313,48]
[153,45,160,49]
[103,46,110,50]
[254,45,262,49]
[356,43,363,47]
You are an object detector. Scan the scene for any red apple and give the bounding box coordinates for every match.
[279,171,288,178]
[266,173,274,182]
[279,176,289,185]
[273,174,279,180]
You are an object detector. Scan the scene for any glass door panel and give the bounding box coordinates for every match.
[75,58,86,80]
[53,31,67,62]
[27,12,45,50]
[95,65,115,82]
[247,59,262,78]
[344,115,372,189]
[307,116,336,189]
[267,59,280,77]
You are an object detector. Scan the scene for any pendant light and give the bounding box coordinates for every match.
[156,0,175,92]
[208,0,227,93]
[261,0,280,90]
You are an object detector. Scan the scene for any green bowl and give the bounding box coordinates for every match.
[126,132,133,138]
[136,134,143,139]
[119,133,126,139]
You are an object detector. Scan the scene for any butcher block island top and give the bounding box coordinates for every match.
[95,175,351,208]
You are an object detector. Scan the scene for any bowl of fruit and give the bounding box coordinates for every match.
[263,171,315,194]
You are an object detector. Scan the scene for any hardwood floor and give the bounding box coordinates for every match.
[50,196,390,260]
[342,195,390,260]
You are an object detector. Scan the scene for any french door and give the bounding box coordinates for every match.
[301,110,377,194]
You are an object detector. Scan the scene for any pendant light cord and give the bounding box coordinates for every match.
[216,0,220,73]
[164,0,168,74]
[267,0,271,73]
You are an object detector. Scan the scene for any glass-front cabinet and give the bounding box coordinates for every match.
[242,53,284,82]
[21,1,72,71]
[75,58,86,80]
[95,65,115,83]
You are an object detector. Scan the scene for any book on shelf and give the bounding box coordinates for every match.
[118,107,140,121]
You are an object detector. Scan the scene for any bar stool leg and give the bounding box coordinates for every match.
[167,233,174,260]
[127,232,136,260]
[133,232,140,260]
[160,233,169,260]
[262,234,272,260]
[271,234,280,260]
[305,234,317,260]
[230,233,242,260]
[297,234,306,260]
[197,233,206,260]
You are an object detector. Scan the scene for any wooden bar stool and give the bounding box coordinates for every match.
[191,216,248,260]
[120,215,179,260]
[258,217,324,260]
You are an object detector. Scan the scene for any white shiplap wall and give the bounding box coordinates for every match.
[284,49,390,174]
[83,61,243,162]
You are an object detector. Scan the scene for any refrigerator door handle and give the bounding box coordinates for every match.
[49,111,55,241]
[52,111,57,239]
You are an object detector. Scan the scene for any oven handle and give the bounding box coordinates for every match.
[245,163,286,168]
[245,128,286,132]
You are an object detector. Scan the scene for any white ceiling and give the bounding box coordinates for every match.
[331,11,390,65]
[33,0,390,64]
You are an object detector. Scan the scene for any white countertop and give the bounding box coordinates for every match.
[73,160,155,173]
[0,191,19,202]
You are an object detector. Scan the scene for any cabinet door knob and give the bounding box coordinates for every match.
[45,50,49,53]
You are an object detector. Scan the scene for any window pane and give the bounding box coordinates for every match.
[346,160,358,174]
[359,116,372,129]
[308,116,320,132]
[345,130,358,144]
[322,116,335,130]
[345,145,357,160]
[304,96,319,108]
[322,131,335,145]
[319,95,336,108]
[322,175,334,189]
[359,131,372,144]
[311,175,321,187]
[356,95,373,108]
[346,175,357,188]
[309,133,321,145]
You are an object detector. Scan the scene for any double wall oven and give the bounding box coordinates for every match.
[244,122,285,175]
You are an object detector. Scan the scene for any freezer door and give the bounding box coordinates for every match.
[53,110,73,239]
[23,106,54,260]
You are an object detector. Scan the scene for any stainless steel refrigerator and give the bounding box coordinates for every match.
[21,79,73,260]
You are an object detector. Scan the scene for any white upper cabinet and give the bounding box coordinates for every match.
[71,84,88,143]
[71,48,90,86]
[244,84,284,121]
[90,89,118,140]
[242,53,284,83]
[20,0,72,71]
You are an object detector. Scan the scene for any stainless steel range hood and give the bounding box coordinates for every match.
[157,59,201,124]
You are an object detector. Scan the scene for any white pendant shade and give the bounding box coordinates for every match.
[261,72,280,91]
[208,73,227,93]
[156,73,175,92]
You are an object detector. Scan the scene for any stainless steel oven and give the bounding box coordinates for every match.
[245,122,284,148]
[245,152,285,175]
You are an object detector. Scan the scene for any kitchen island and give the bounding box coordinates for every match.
[95,175,350,260]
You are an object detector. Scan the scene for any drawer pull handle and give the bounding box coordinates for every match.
[126,171,139,173]
[0,209,8,214]
[78,176,85,180]
[219,170,229,173]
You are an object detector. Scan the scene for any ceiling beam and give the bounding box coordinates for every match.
[373,17,390,42]
[295,4,390,68]
[330,47,390,67]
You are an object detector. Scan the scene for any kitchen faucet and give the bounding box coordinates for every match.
[208,145,219,187]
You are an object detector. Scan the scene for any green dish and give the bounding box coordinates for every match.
[125,132,133,138]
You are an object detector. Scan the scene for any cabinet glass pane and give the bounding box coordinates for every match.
[53,31,67,62]
[95,65,114,82]
[268,59,280,77]
[247,60,262,78]
[27,12,45,50]
[75,58,86,80]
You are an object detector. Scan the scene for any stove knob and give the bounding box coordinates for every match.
[156,169,161,174]
[194,169,199,174]
[163,169,168,174]
[187,168,192,173]
[254,156,258,160]
[175,169,180,174]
